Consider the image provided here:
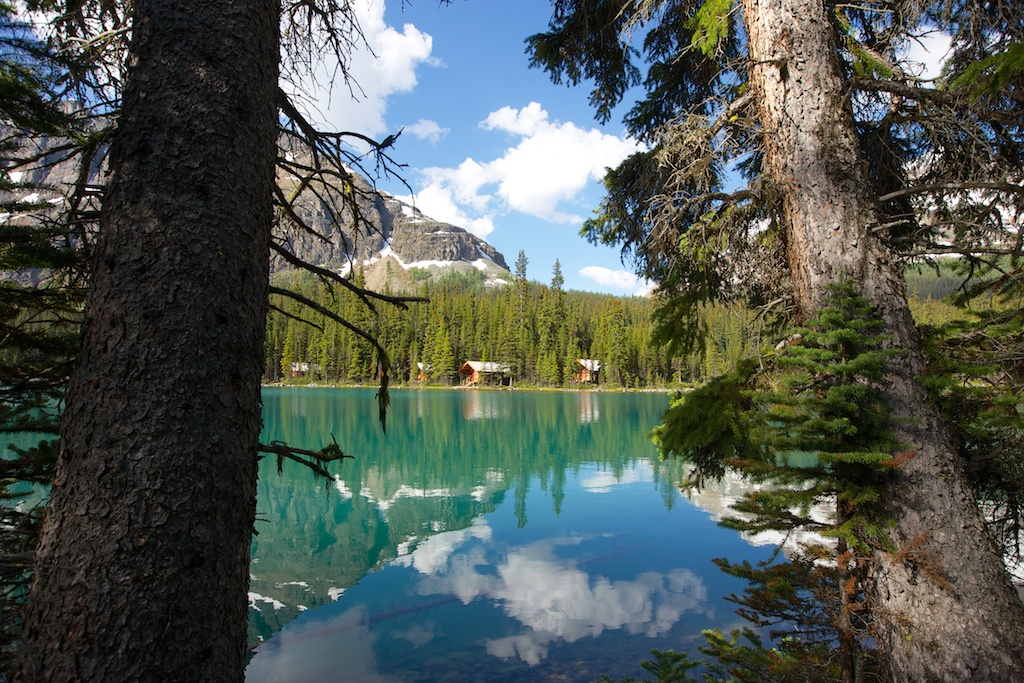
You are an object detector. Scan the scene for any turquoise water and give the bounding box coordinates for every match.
[246,388,774,682]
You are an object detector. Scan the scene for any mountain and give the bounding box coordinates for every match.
[2,134,512,292]
[273,167,511,291]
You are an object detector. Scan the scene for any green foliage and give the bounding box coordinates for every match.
[686,0,733,58]
[699,626,842,683]
[427,317,455,384]
[746,284,896,540]
[264,266,793,390]
[530,0,1024,676]
[408,267,431,283]
[433,266,485,289]
[655,282,897,680]
[919,306,1024,561]
[848,43,895,80]
[834,10,895,81]
[527,0,1024,409]
[525,0,642,124]
[593,649,700,683]
[652,357,762,486]
[907,259,1024,560]
[0,4,77,138]
[0,5,87,674]
[904,260,970,299]
[266,268,751,389]
[661,283,897,490]
[712,557,834,637]
[950,42,1024,97]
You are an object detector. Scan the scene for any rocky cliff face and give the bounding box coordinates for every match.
[3,134,511,291]
[273,167,510,289]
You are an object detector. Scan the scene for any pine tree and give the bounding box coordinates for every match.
[14,0,421,678]
[538,350,560,386]
[429,321,455,385]
[0,7,84,676]
[918,303,1024,566]
[530,0,1024,675]
[654,282,904,681]
[598,299,628,386]
[510,250,532,379]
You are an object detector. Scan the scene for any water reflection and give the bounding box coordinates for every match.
[249,511,716,681]
[681,468,834,553]
[461,390,510,420]
[249,609,395,683]
[581,467,648,494]
[397,521,710,666]
[247,389,771,682]
[577,391,600,423]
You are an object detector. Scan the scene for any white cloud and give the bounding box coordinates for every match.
[393,518,492,576]
[580,467,649,494]
[482,101,550,136]
[287,0,439,139]
[398,185,497,239]
[481,102,641,223]
[413,102,641,232]
[422,159,493,211]
[635,281,657,297]
[247,605,391,683]
[902,30,952,81]
[404,119,449,143]
[408,533,711,666]
[579,266,653,296]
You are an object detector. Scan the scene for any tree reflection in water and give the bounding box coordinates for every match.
[246,389,774,682]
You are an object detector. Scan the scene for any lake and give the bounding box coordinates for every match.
[246,388,777,683]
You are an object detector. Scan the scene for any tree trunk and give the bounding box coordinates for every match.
[741,0,1024,679]
[17,0,279,680]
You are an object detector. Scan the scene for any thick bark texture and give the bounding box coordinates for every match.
[17,1,279,681]
[741,0,1024,679]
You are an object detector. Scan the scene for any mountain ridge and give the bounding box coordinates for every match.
[1,135,512,291]
[273,166,511,290]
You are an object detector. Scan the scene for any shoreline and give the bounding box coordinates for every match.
[261,381,682,394]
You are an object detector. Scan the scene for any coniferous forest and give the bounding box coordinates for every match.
[264,262,757,389]
[4,0,1023,678]
[263,259,971,389]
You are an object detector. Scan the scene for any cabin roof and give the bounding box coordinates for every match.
[460,360,511,374]
[576,359,602,371]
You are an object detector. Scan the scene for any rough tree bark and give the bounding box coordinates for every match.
[741,0,1024,679]
[16,0,279,680]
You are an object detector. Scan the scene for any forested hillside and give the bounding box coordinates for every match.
[264,259,966,388]
[265,261,697,388]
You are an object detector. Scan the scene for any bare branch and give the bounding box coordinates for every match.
[268,285,393,432]
[268,303,323,331]
[898,245,1024,257]
[269,241,426,309]
[853,78,958,106]
[258,439,353,481]
[879,181,1024,203]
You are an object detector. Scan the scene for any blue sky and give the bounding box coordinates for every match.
[287,1,953,295]
[287,0,652,295]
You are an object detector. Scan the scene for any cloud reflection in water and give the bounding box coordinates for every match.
[398,520,710,666]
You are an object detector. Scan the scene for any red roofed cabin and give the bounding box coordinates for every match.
[416,362,431,382]
[459,360,513,387]
[574,359,602,384]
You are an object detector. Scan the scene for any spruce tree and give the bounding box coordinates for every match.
[0,6,83,676]
[530,0,1024,675]
[654,282,900,681]
[429,321,455,385]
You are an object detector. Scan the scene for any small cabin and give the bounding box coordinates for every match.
[574,359,602,384]
[416,362,432,382]
[289,361,320,378]
[459,360,513,387]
